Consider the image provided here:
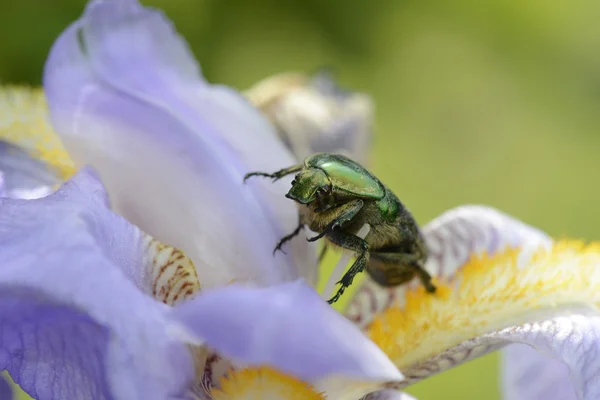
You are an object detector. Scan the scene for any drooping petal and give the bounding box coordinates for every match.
[344,205,600,398]
[345,205,551,328]
[501,343,577,400]
[43,0,316,289]
[0,168,195,400]
[173,279,403,399]
[246,70,374,165]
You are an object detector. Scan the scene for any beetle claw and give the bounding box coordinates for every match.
[272,246,287,255]
[307,231,327,242]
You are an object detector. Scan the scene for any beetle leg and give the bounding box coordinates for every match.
[323,229,370,304]
[306,199,364,242]
[243,164,303,182]
[273,223,304,255]
[369,251,436,293]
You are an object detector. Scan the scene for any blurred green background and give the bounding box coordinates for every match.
[3,0,600,399]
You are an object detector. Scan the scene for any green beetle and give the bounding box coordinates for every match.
[244,153,436,304]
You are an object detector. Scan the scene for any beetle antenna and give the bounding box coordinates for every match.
[243,164,303,183]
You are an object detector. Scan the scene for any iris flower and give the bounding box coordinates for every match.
[1,0,599,399]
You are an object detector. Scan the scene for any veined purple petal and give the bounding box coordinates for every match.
[0,168,194,400]
[502,343,577,400]
[173,280,403,389]
[0,375,13,400]
[43,0,316,288]
[0,140,56,199]
[345,205,551,328]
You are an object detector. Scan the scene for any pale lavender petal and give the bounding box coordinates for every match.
[43,0,316,288]
[491,314,600,400]
[0,140,56,199]
[246,70,374,165]
[0,168,194,400]
[345,205,551,328]
[173,280,402,385]
[502,343,577,400]
[0,375,13,400]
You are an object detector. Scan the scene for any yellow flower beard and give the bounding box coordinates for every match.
[367,240,600,368]
[0,86,75,180]
[211,367,325,400]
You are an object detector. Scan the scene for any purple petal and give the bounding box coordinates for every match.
[0,168,194,400]
[345,205,551,328]
[43,0,316,289]
[173,280,402,386]
[246,70,374,165]
[0,375,13,400]
[502,343,577,400]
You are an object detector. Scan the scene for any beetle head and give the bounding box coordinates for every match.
[285,168,331,205]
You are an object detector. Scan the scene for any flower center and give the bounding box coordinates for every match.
[367,240,600,367]
[211,366,325,400]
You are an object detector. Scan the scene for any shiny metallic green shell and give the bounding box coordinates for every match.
[304,153,385,199]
